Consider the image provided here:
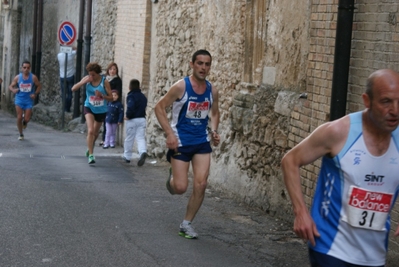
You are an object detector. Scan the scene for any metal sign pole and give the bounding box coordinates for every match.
[62,53,68,129]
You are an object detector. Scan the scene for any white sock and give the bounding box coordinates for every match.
[182,220,191,225]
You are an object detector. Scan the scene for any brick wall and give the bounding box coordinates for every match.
[114,0,151,99]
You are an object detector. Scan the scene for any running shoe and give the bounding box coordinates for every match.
[166,167,175,195]
[103,146,109,149]
[122,156,130,163]
[85,149,89,157]
[18,134,24,141]
[88,154,95,164]
[22,119,27,129]
[179,223,198,239]
[137,152,147,166]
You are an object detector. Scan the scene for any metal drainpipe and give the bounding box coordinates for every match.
[31,0,38,74]
[329,0,355,121]
[81,0,92,123]
[73,0,85,119]
[34,0,43,105]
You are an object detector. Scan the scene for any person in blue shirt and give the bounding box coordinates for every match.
[154,50,220,239]
[103,90,123,149]
[72,62,113,164]
[8,60,42,140]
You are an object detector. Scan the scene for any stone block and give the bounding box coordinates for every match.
[274,91,302,117]
[262,67,276,85]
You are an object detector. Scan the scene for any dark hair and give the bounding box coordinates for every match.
[86,62,102,74]
[106,62,119,76]
[21,60,31,66]
[129,79,140,90]
[191,49,212,64]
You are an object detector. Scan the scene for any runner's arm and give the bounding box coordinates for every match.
[281,117,349,246]
[395,225,399,236]
[33,75,42,95]
[8,75,19,94]
[154,80,185,150]
[71,75,90,92]
[210,86,220,146]
[99,79,113,101]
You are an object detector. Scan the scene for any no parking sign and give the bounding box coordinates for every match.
[58,21,76,46]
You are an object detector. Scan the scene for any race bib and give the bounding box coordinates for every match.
[186,101,210,119]
[89,96,104,107]
[19,83,32,93]
[343,186,392,231]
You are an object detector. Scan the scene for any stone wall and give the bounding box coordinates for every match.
[91,0,117,71]
[144,0,310,219]
[0,0,22,113]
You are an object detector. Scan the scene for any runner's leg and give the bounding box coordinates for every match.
[85,113,96,154]
[170,158,190,194]
[15,105,24,135]
[184,153,210,221]
[24,108,32,124]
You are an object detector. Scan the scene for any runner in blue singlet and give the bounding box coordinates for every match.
[155,50,221,239]
[8,60,42,140]
[72,62,113,164]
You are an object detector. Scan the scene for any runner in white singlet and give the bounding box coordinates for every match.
[282,69,399,267]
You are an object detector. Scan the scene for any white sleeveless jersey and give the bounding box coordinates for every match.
[310,111,399,266]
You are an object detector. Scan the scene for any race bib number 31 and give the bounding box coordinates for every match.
[344,186,392,231]
[186,101,210,119]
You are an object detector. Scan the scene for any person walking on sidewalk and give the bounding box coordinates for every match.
[281,69,399,267]
[154,49,220,239]
[72,62,113,164]
[57,46,76,112]
[123,79,148,166]
[103,90,123,149]
[8,60,42,140]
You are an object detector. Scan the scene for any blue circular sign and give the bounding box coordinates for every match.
[58,21,76,46]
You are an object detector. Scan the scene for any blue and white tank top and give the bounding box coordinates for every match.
[84,76,108,114]
[171,77,213,146]
[310,111,399,266]
[16,73,35,102]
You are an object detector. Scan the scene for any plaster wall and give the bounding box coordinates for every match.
[1,0,22,113]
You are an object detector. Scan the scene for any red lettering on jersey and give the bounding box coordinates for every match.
[188,101,209,111]
[349,187,392,213]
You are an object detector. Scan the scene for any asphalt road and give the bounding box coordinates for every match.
[0,110,311,267]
